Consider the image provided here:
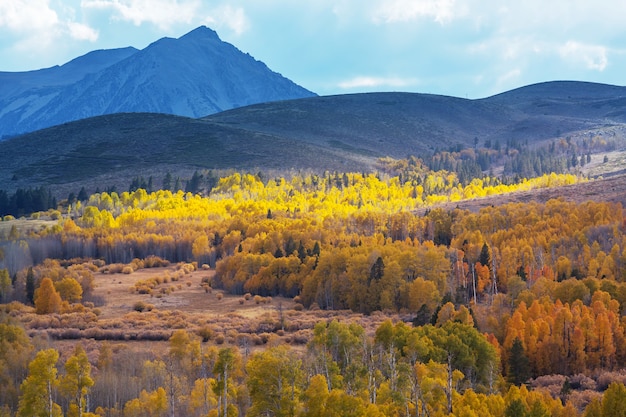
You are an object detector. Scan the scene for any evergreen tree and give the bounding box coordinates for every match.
[77,187,88,202]
[479,242,491,267]
[507,337,531,385]
[369,257,385,284]
[163,172,173,191]
[25,267,35,305]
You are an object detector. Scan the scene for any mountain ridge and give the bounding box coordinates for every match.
[0,26,315,138]
[1,81,626,196]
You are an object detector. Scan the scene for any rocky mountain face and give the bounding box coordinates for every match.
[0,26,315,138]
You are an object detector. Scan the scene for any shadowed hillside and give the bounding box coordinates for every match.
[1,81,626,194]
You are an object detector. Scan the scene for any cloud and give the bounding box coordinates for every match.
[0,0,60,33]
[204,5,249,36]
[559,41,608,71]
[68,22,99,41]
[81,0,200,30]
[372,0,460,24]
[338,76,419,89]
[0,0,98,62]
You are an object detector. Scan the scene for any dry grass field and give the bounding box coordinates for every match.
[92,266,297,320]
[11,263,398,356]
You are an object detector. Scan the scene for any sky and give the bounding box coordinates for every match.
[1,0,625,99]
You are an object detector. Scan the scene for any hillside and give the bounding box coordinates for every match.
[0,26,315,138]
[1,81,626,195]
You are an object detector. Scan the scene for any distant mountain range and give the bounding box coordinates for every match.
[0,26,315,138]
[1,81,626,196]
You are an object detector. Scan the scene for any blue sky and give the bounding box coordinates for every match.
[1,0,625,98]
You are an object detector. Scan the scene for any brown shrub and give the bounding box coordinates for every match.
[596,370,626,390]
[569,374,597,391]
[197,326,214,342]
[92,259,106,268]
[244,293,252,301]
[215,334,225,345]
[294,303,304,311]
[291,330,310,345]
[568,390,601,411]
[144,255,170,268]
[133,301,147,312]
[254,295,263,305]
[239,298,245,305]
[130,259,144,271]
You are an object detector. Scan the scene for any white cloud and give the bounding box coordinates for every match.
[372,0,461,24]
[204,5,249,36]
[68,22,99,41]
[81,0,200,30]
[0,0,98,63]
[338,76,419,89]
[559,41,608,71]
[0,0,60,33]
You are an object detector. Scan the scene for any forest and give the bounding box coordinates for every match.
[1,157,626,417]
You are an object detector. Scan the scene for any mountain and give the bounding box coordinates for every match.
[1,81,626,195]
[0,26,315,138]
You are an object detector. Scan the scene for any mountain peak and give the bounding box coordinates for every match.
[0,26,315,138]
[181,25,221,41]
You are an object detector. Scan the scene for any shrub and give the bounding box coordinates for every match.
[133,301,147,312]
[294,303,304,311]
[130,258,144,270]
[215,334,225,345]
[216,293,223,301]
[122,266,134,274]
[92,259,106,268]
[254,295,263,305]
[197,326,214,342]
[107,264,125,274]
[186,281,192,287]
[244,293,252,301]
[202,264,210,270]
[144,255,170,268]
[239,298,245,305]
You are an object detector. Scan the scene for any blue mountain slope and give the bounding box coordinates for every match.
[0,26,315,138]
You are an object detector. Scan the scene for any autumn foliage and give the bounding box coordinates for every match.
[3,165,626,416]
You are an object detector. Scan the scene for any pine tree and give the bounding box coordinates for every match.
[479,243,491,267]
[369,256,385,284]
[25,267,35,305]
[507,337,531,385]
